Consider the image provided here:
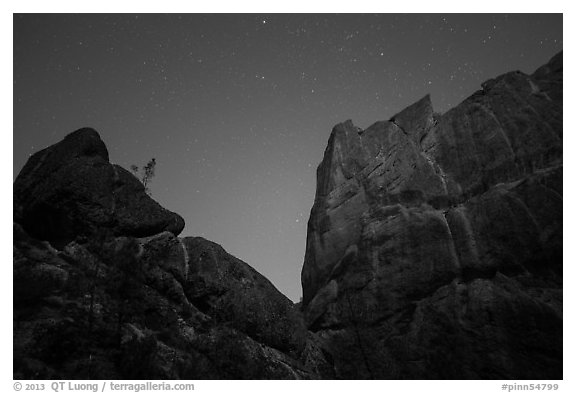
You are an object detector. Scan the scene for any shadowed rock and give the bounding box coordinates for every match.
[13,126,334,379]
[14,128,185,247]
[14,227,327,379]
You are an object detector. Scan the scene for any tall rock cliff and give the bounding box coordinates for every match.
[301,52,562,379]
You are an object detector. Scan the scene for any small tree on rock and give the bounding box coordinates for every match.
[130,158,156,195]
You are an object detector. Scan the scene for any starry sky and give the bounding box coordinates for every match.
[13,14,562,302]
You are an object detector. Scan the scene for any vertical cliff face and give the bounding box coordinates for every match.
[301,52,562,379]
[302,94,446,306]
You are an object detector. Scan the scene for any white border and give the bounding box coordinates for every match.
[5,2,571,390]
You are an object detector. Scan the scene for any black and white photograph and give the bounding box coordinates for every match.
[10,5,566,386]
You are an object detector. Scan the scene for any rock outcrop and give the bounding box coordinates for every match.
[13,128,185,248]
[301,52,562,379]
[13,52,563,380]
[13,130,330,379]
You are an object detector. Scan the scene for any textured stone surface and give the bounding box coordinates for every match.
[13,225,323,379]
[13,129,328,380]
[301,52,562,379]
[13,52,562,380]
[13,128,185,247]
[181,236,308,354]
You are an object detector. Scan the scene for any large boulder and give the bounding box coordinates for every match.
[13,128,185,247]
[301,52,563,378]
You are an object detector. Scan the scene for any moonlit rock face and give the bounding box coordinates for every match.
[301,52,562,379]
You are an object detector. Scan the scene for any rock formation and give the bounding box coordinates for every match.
[13,129,330,379]
[13,128,185,248]
[13,52,562,380]
[301,52,562,378]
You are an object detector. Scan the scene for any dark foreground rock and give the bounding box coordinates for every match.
[13,128,185,247]
[13,222,330,379]
[13,130,330,379]
[301,52,562,379]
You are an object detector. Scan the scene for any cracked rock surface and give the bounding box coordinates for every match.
[301,52,562,379]
[13,52,562,380]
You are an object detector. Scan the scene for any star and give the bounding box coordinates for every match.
[12,13,563,304]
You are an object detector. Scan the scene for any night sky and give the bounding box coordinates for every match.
[13,14,562,301]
